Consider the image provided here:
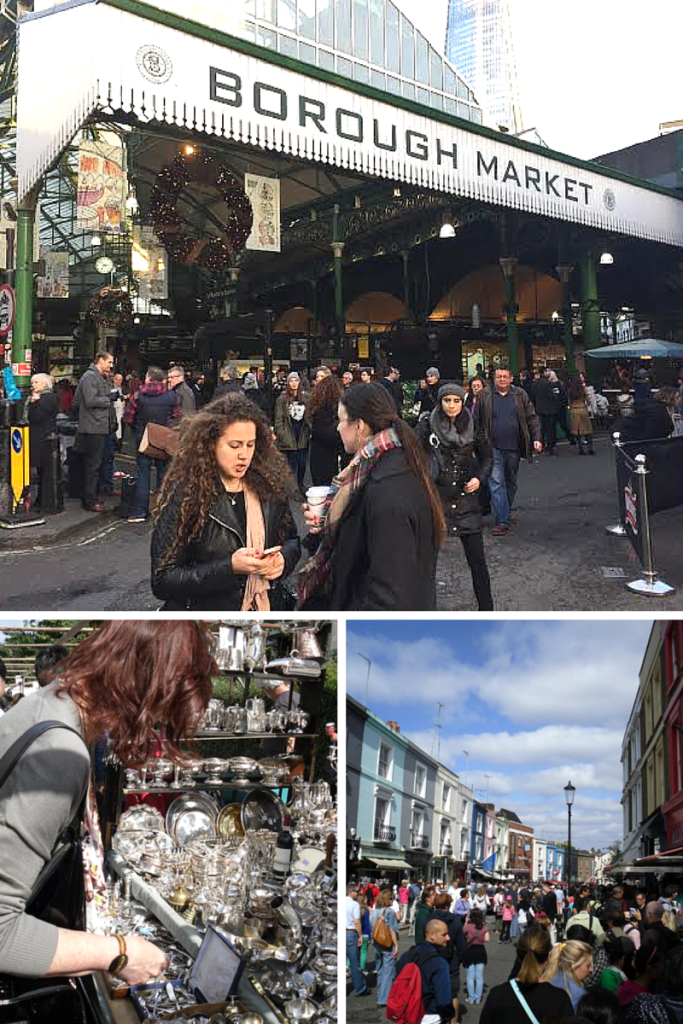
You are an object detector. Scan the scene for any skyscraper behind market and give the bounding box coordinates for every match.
[445,0,523,133]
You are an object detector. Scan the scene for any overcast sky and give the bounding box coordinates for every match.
[347,619,654,853]
[396,0,681,160]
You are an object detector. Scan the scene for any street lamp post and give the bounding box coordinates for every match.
[564,781,576,885]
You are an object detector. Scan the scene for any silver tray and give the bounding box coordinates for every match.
[118,805,165,831]
[241,788,286,834]
[174,807,217,846]
[165,792,219,840]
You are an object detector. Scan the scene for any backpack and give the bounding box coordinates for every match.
[386,948,438,1024]
[372,909,393,949]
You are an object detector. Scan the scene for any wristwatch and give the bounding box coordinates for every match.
[108,934,129,976]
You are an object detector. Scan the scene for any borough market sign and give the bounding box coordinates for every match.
[16,0,683,247]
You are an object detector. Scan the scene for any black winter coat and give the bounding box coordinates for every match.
[28,391,59,466]
[417,417,492,537]
[151,487,300,610]
[302,448,438,611]
[309,405,344,486]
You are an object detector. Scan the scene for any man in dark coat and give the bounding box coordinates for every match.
[396,919,454,1023]
[72,350,114,511]
[475,367,541,536]
[429,891,468,1021]
[532,369,565,455]
[415,367,441,417]
[167,365,196,417]
[379,367,403,417]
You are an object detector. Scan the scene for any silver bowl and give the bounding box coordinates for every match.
[284,999,319,1022]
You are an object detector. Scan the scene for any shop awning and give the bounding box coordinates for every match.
[365,857,413,871]
[15,0,683,248]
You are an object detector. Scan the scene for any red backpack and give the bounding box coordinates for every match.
[386,948,438,1024]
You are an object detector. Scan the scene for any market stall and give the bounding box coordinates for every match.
[0,618,338,1024]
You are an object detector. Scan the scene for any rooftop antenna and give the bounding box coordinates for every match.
[431,701,445,759]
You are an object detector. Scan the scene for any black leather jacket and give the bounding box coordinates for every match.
[151,488,300,610]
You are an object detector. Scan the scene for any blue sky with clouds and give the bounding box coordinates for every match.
[347,620,654,851]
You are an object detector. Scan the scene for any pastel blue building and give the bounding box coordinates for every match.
[546,844,566,883]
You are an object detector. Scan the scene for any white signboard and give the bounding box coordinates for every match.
[245,174,281,253]
[16,1,683,247]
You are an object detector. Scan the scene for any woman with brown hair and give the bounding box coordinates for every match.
[0,622,215,991]
[306,372,345,486]
[369,888,400,1008]
[567,377,595,455]
[298,382,445,610]
[480,925,574,1023]
[151,393,300,610]
[273,371,310,488]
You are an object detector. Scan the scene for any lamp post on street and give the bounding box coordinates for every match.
[564,781,576,884]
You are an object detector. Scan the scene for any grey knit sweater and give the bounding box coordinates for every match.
[0,683,90,976]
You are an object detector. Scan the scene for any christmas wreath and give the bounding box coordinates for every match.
[149,151,253,270]
[89,286,134,329]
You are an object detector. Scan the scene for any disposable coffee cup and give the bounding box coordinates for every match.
[306,486,332,509]
[306,485,333,530]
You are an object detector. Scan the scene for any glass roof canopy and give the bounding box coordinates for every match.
[237,0,483,123]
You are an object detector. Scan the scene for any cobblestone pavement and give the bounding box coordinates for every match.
[346,916,518,1024]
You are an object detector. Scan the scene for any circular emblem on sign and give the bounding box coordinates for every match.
[0,283,15,336]
[11,428,22,454]
[603,188,617,212]
[136,45,173,85]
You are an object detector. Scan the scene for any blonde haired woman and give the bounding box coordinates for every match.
[480,925,573,1022]
[545,939,593,1012]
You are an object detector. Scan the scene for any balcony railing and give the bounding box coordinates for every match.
[374,825,396,843]
[412,834,430,850]
[440,842,454,856]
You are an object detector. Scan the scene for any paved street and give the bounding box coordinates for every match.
[0,435,681,610]
[346,917,518,1024]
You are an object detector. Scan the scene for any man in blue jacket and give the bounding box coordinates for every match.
[396,919,454,1023]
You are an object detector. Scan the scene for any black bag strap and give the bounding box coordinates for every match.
[0,721,88,795]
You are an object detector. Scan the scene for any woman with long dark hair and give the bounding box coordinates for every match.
[306,372,345,486]
[273,371,310,488]
[298,382,445,610]
[416,382,493,610]
[151,393,300,610]
[0,622,215,989]
[567,377,595,454]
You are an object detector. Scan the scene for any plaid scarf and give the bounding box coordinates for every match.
[297,427,402,606]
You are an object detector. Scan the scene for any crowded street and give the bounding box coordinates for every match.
[0,428,680,611]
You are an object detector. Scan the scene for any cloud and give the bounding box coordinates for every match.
[346,620,651,851]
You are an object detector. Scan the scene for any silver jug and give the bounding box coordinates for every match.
[231,706,248,734]
[292,630,324,662]
[246,697,266,732]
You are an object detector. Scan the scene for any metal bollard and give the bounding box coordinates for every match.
[43,432,64,514]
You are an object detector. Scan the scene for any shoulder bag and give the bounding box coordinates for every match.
[139,422,179,460]
[372,909,393,949]
[0,721,99,1024]
[509,979,540,1024]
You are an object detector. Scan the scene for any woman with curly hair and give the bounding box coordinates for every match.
[151,393,300,610]
[306,372,345,486]
[0,622,215,994]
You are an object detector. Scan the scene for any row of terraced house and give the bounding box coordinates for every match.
[347,696,595,886]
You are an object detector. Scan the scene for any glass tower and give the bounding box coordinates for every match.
[445,0,522,132]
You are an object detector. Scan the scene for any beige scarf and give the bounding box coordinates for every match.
[241,484,270,611]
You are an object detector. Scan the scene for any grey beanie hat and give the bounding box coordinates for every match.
[426,366,440,379]
[437,382,466,401]
[287,371,301,384]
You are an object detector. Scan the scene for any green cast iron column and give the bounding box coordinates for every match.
[331,203,345,350]
[579,248,600,351]
[12,196,37,389]
[556,263,575,374]
[500,257,519,376]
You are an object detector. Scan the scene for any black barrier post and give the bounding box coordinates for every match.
[626,454,675,598]
[44,433,63,514]
[606,431,628,536]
